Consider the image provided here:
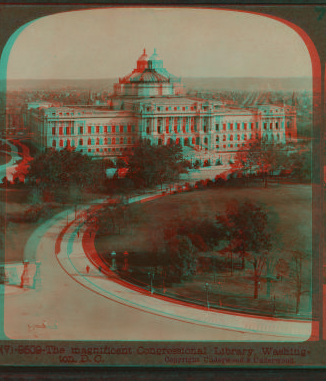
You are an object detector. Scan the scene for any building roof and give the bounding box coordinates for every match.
[130,69,169,83]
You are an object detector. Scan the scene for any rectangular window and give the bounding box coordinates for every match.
[132,125,135,132]
[104,126,107,133]
[276,123,279,129]
[112,126,116,133]
[59,127,63,135]
[223,124,226,131]
[230,123,233,130]
[120,125,123,133]
[52,127,56,136]
[244,123,247,130]
[237,123,240,130]
[96,126,99,133]
[256,122,259,129]
[264,123,267,130]
[88,126,91,134]
[128,125,131,133]
[124,126,127,133]
[120,137,123,144]
[79,126,83,134]
[71,127,74,135]
[270,123,273,130]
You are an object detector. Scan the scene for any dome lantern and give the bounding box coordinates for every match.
[136,48,149,70]
[148,48,163,69]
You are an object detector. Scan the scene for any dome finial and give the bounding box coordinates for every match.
[143,48,146,54]
[153,48,157,54]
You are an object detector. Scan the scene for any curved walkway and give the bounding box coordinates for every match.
[0,139,21,182]
[4,192,312,341]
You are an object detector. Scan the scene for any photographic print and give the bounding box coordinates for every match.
[0,5,322,367]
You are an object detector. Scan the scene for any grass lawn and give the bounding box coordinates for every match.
[95,184,312,318]
[0,152,10,165]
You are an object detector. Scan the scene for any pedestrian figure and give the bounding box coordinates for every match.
[20,260,29,288]
[86,265,90,274]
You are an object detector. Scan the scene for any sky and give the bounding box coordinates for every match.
[5,7,312,80]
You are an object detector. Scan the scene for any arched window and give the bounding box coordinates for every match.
[79,139,83,146]
[223,135,226,141]
[184,138,189,146]
[196,137,200,145]
[99,138,103,145]
[216,136,219,142]
[104,138,108,144]
[59,140,63,147]
[108,138,111,144]
[192,137,195,145]
[88,138,91,145]
[52,140,56,147]
[244,135,247,140]
[176,138,180,145]
[91,138,95,145]
[128,137,131,144]
[204,137,208,144]
[96,138,99,145]
[230,135,233,141]
[237,134,240,141]
[71,140,75,147]
[120,137,123,144]
[112,138,116,144]
[158,138,162,146]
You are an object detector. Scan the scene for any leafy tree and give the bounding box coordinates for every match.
[285,144,311,182]
[291,249,309,315]
[167,235,197,281]
[25,147,107,191]
[275,258,289,282]
[232,140,288,187]
[221,200,274,299]
[125,140,189,190]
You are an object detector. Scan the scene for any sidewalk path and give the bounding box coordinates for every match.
[4,193,313,341]
[0,139,21,182]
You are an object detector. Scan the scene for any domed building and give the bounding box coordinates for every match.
[26,48,297,165]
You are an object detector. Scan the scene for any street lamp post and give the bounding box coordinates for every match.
[204,283,211,310]
[111,251,117,271]
[123,251,129,272]
[148,269,155,294]
[217,281,222,307]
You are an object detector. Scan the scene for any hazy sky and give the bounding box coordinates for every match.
[5,8,312,80]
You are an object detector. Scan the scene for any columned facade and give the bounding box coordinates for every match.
[25,49,297,162]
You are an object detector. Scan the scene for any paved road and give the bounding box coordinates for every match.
[0,139,21,182]
[4,195,312,341]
